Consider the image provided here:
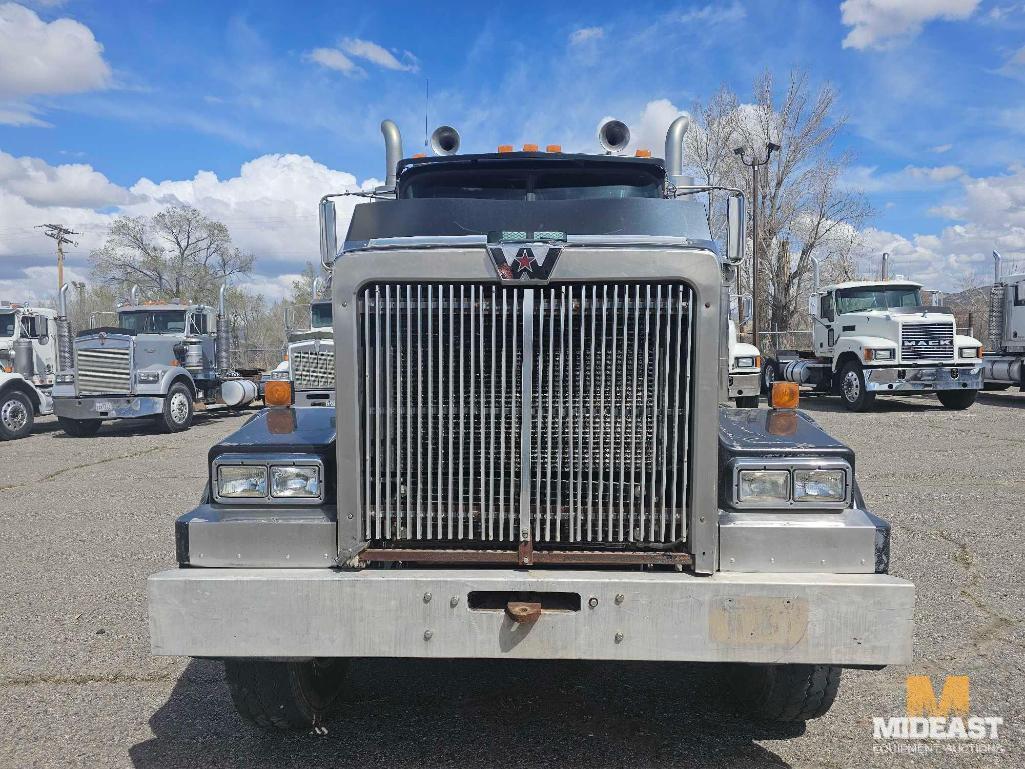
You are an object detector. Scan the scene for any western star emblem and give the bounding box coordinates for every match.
[486,230,565,283]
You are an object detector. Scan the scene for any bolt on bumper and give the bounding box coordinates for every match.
[864,365,982,393]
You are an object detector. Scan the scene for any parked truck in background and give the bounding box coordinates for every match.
[0,298,62,440]
[148,117,914,732]
[726,294,760,408]
[983,251,1025,392]
[265,276,335,407]
[52,286,257,436]
[763,257,984,412]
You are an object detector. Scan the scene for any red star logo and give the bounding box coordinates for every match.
[516,254,533,269]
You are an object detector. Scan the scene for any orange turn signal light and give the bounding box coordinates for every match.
[635,148,651,157]
[264,379,292,407]
[498,144,513,153]
[769,381,800,410]
[755,355,762,369]
[546,144,562,153]
[522,143,538,152]
[412,152,426,158]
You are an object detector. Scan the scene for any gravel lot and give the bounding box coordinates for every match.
[1,394,1023,769]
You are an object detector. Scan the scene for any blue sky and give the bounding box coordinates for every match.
[2,0,1025,299]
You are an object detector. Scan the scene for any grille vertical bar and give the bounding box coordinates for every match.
[358,281,691,547]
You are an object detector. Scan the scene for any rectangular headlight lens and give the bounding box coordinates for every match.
[137,371,160,383]
[958,346,980,359]
[271,465,321,498]
[793,469,846,503]
[734,356,755,368]
[737,470,790,504]
[217,465,267,498]
[56,372,75,383]
[872,348,894,361]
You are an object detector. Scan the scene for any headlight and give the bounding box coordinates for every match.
[56,372,75,383]
[217,465,267,498]
[865,348,894,361]
[734,356,756,369]
[271,465,321,498]
[959,346,981,359]
[793,469,846,502]
[212,453,324,504]
[268,370,290,380]
[136,371,160,383]
[737,470,790,504]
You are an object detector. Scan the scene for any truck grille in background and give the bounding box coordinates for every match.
[900,322,954,362]
[358,282,692,547]
[75,347,131,394]
[292,347,335,390]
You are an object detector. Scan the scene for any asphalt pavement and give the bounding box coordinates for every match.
[1,393,1022,768]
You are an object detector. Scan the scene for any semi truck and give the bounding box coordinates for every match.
[148,117,914,731]
[727,295,760,407]
[265,276,335,407]
[983,251,1025,391]
[52,286,257,436]
[0,298,64,440]
[763,257,984,412]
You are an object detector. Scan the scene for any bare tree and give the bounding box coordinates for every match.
[90,205,254,303]
[685,69,871,346]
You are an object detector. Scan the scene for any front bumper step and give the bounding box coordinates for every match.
[149,567,914,665]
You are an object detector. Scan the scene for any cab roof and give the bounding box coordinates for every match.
[396,151,666,175]
[823,279,923,291]
[120,303,208,312]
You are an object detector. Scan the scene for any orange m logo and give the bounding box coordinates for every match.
[906,675,969,717]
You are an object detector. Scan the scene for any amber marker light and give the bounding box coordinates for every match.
[546,144,562,153]
[264,380,293,407]
[522,143,539,152]
[635,149,651,157]
[498,145,513,153]
[769,381,800,409]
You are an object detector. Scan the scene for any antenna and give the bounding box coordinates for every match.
[424,77,430,150]
[36,224,80,296]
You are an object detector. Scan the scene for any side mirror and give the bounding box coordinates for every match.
[808,295,818,317]
[726,195,746,266]
[741,295,753,324]
[319,198,337,270]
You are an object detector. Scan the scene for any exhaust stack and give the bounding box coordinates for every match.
[381,119,402,189]
[664,116,694,186]
[216,283,231,373]
[56,283,74,372]
[810,255,821,292]
[130,284,140,306]
[993,250,1002,284]
[881,252,889,281]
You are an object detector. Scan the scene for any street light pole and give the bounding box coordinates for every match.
[734,142,780,347]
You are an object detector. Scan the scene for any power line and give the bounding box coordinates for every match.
[36,224,80,297]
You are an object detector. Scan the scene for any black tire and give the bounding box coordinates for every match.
[0,390,34,441]
[982,382,1011,391]
[725,663,841,722]
[224,658,347,732]
[760,358,779,395]
[57,416,102,438]
[157,382,194,433]
[735,395,760,409]
[837,361,875,412]
[937,389,977,410]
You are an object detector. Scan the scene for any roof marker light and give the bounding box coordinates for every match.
[498,145,513,153]
[412,153,426,158]
[635,149,651,157]
[522,143,538,152]
[546,144,562,153]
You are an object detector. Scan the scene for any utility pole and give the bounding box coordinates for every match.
[37,224,80,296]
[733,142,780,347]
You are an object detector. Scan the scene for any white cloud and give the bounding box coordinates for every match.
[0,2,111,99]
[931,143,954,154]
[668,2,746,25]
[307,47,364,78]
[340,38,419,73]
[0,149,133,207]
[569,26,604,45]
[840,0,979,50]
[843,164,965,192]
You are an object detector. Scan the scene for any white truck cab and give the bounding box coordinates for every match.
[0,304,59,440]
[265,282,335,407]
[726,295,760,407]
[983,253,1025,390]
[767,279,984,411]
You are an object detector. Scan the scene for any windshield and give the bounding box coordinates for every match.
[0,312,15,338]
[401,168,664,200]
[835,286,922,314]
[118,310,187,334]
[311,301,332,328]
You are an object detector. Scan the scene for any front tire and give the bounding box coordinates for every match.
[725,663,841,722]
[937,389,977,410]
[735,395,760,409]
[0,390,34,440]
[57,416,102,438]
[838,361,875,412]
[761,358,778,395]
[225,658,347,732]
[157,382,194,433]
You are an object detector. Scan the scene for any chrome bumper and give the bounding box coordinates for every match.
[149,567,914,665]
[53,394,164,420]
[865,365,982,393]
[727,371,760,399]
[294,389,334,407]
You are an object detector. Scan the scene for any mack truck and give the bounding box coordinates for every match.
[52,286,257,436]
[148,117,914,732]
[265,276,335,407]
[983,251,1025,391]
[0,297,65,440]
[727,294,760,408]
[763,256,984,412]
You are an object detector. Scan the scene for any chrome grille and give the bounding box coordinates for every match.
[292,346,335,390]
[358,282,692,547]
[900,322,954,361]
[75,346,131,394]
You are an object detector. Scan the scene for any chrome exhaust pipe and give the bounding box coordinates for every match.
[216,283,230,373]
[381,119,402,189]
[430,125,460,155]
[993,250,1002,283]
[881,252,889,281]
[56,283,74,372]
[810,255,820,292]
[130,284,140,305]
[598,119,630,154]
[664,116,692,177]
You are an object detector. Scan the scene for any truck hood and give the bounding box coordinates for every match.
[852,309,954,323]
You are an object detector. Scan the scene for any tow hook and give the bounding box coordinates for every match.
[506,601,542,623]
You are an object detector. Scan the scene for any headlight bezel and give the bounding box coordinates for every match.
[136,370,161,384]
[729,458,852,510]
[958,346,981,359]
[212,453,325,505]
[55,372,75,383]
[865,347,895,361]
[733,355,756,369]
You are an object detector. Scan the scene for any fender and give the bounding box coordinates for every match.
[134,365,196,397]
[831,335,895,371]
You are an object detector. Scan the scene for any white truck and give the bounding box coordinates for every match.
[983,251,1025,391]
[0,301,61,440]
[726,295,760,408]
[764,262,984,412]
[265,277,335,407]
